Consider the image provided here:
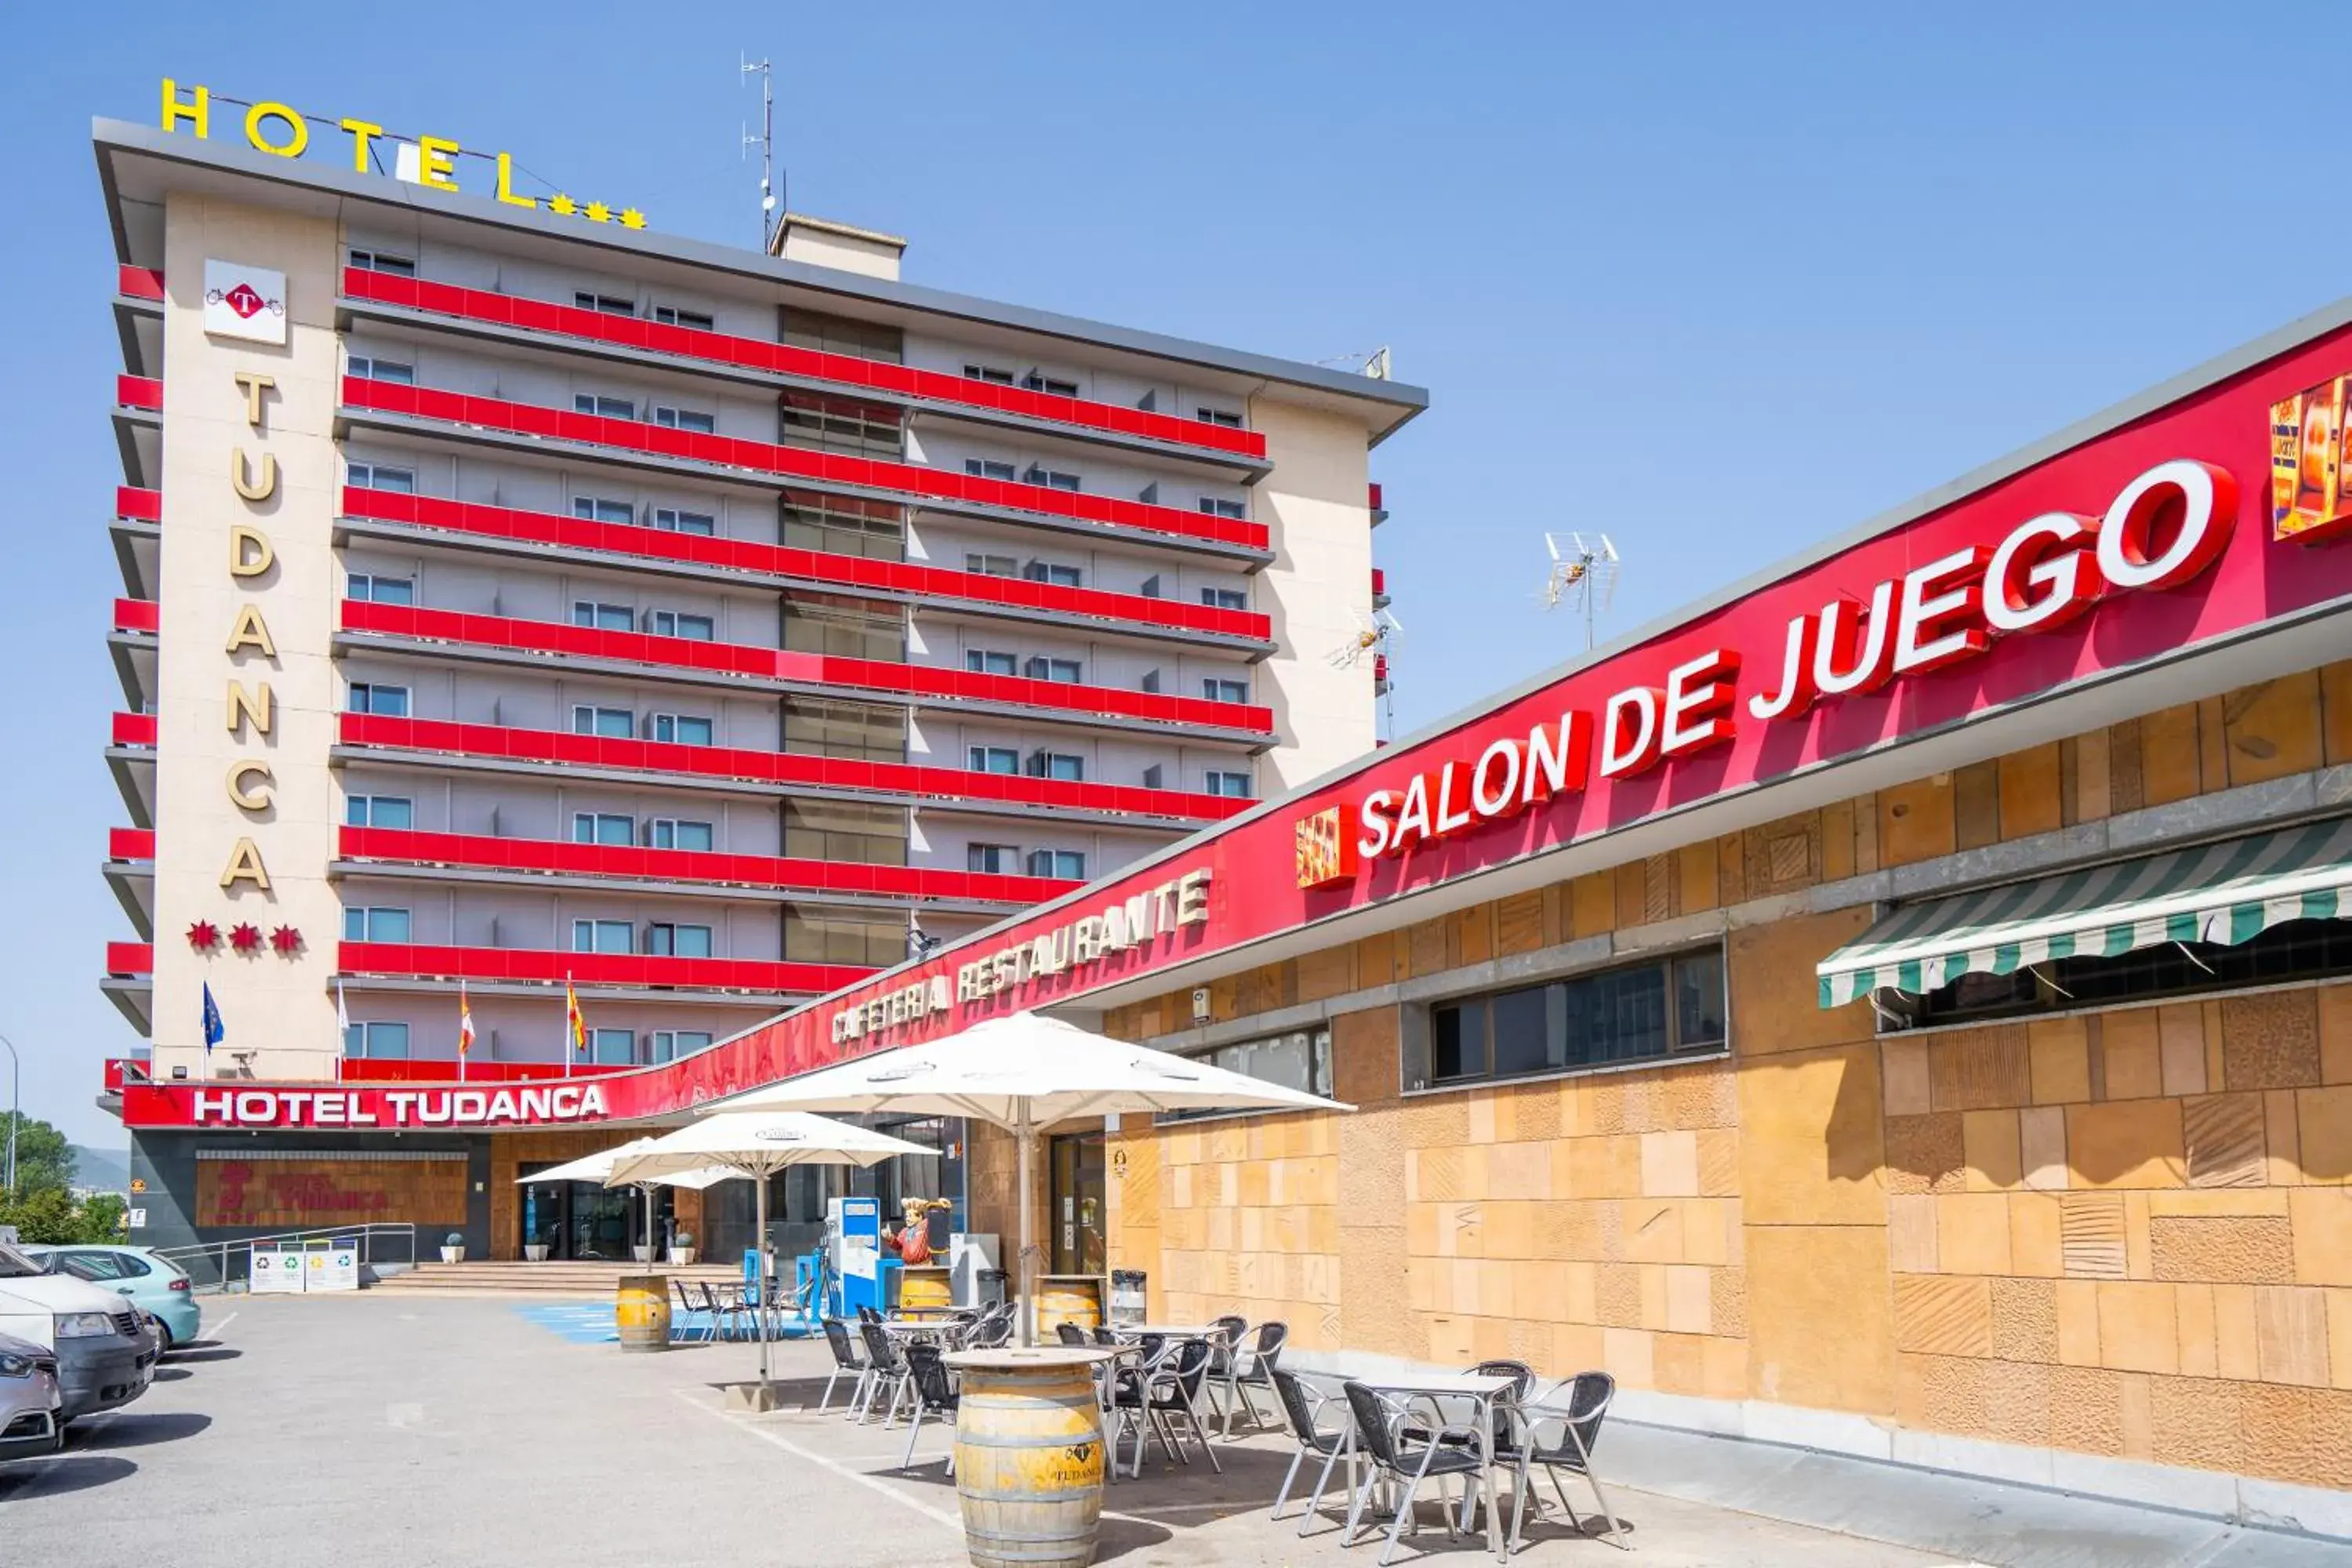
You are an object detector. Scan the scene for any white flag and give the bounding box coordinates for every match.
[336,978,351,1036]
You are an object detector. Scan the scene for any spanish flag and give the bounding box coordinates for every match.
[564,975,589,1068]
[457,981,477,1073]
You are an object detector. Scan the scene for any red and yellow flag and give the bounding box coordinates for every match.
[457,981,477,1057]
[564,976,589,1055]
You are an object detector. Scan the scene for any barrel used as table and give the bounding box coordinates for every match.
[615,1273,670,1352]
[1032,1274,1105,1339]
[942,1347,1119,1568]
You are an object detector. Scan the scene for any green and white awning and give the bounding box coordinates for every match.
[1817,815,2352,1008]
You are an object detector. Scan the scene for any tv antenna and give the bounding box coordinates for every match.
[1312,346,1394,380]
[1328,606,1404,739]
[742,55,779,251]
[1542,532,1621,651]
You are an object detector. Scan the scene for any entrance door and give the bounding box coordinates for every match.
[519,1168,671,1260]
[1048,1133,1105,1276]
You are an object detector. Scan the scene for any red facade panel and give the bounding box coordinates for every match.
[117,486,162,522]
[117,375,162,412]
[117,266,165,302]
[113,597,158,633]
[109,828,155,860]
[106,942,153,976]
[111,713,158,747]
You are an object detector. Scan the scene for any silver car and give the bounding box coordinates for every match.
[0,1330,62,1461]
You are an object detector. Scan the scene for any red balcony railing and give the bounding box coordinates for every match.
[106,942,153,976]
[117,375,162,412]
[338,826,1077,906]
[341,266,1268,463]
[340,487,1271,644]
[1371,568,1386,597]
[337,942,869,996]
[112,712,158,747]
[1368,482,1385,513]
[118,266,165,303]
[117,485,162,522]
[336,713,1247,826]
[338,376,1270,554]
[110,828,155,860]
[338,599,1276,736]
[114,597,158,633]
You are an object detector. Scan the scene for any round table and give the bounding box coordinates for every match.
[942,1347,1121,1568]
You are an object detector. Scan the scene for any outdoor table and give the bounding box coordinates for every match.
[1110,1323,1221,1338]
[944,1346,1123,1568]
[1352,1372,1521,1561]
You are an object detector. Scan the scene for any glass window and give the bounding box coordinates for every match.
[967,650,1018,677]
[783,698,904,764]
[349,249,416,276]
[646,1029,714,1063]
[1026,752,1084,782]
[783,911,906,966]
[347,684,411,717]
[574,394,634,420]
[1162,1028,1330,1122]
[964,459,1018,483]
[1025,657,1083,684]
[965,554,1019,579]
[781,309,902,364]
[783,799,906,866]
[782,593,904,661]
[572,706,633,739]
[1203,678,1250,705]
[1432,998,1486,1082]
[782,490,904,561]
[969,746,1019,775]
[347,355,415,385]
[1024,561,1083,589]
[345,795,413,829]
[648,924,713,958]
[1025,466,1081,492]
[344,1021,410,1059]
[572,812,633,846]
[650,611,715,641]
[1417,946,1728,1091]
[349,574,416,605]
[653,713,713,746]
[779,390,901,458]
[1023,372,1080,397]
[589,1027,633,1065]
[1200,587,1248,612]
[964,364,1014,385]
[342,907,411,942]
[1198,498,1247,520]
[1902,916,2352,1029]
[968,844,1020,876]
[654,507,717,535]
[654,405,716,434]
[574,292,636,317]
[1196,407,1243,430]
[1205,771,1251,799]
[572,919,633,954]
[573,496,636,525]
[653,304,714,332]
[59,1251,125,1279]
[572,601,633,632]
[1026,849,1085,880]
[346,463,416,494]
[649,818,713,851]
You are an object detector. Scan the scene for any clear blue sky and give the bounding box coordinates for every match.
[0,5,2328,1144]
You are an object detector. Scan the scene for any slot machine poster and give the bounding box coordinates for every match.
[2271,374,2352,543]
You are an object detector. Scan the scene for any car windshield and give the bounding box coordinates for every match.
[0,1242,40,1278]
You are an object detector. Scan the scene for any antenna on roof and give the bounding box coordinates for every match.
[741,54,779,252]
[1541,532,1621,651]
[1312,347,1395,379]
[1328,607,1404,740]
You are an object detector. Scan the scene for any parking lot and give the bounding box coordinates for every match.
[5,1293,2350,1568]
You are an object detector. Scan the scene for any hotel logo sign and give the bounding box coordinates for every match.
[201,259,285,344]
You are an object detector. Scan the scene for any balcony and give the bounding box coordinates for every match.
[337,941,869,1000]
[333,1057,633,1083]
[118,266,165,303]
[336,825,1078,911]
[112,712,158,747]
[113,486,162,601]
[114,268,165,381]
[105,829,154,941]
[339,486,1272,652]
[337,376,1272,559]
[101,941,153,1034]
[115,374,162,412]
[336,600,1277,742]
[109,598,158,715]
[114,374,162,490]
[336,713,1249,829]
[107,713,157,834]
[339,265,1269,470]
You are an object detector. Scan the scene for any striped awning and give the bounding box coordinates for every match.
[1817,815,2352,1008]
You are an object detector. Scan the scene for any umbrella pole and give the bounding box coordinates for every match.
[756,1167,771,1385]
[1016,1103,1036,1347]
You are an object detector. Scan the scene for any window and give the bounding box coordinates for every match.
[345,795,413,829]
[1023,372,1080,397]
[967,650,1018,677]
[571,812,633,846]
[343,1021,411,1059]
[1163,1029,1330,1121]
[348,574,416,605]
[1026,751,1083,782]
[963,364,1014,386]
[784,594,902,661]
[1203,677,1250,704]
[572,706,633,739]
[781,309,902,365]
[783,798,907,866]
[968,844,1021,875]
[1024,561,1083,589]
[347,355,415,384]
[588,1028,633,1065]
[572,919,633,954]
[645,1029,713,1064]
[784,697,904,764]
[965,553,1019,579]
[348,249,416,276]
[649,610,715,641]
[1026,848,1086,880]
[649,818,713,851]
[655,405,717,434]
[785,911,906,966]
[574,291,636,316]
[573,495,636,525]
[572,601,633,632]
[1196,407,1243,430]
[1200,587,1248,612]
[964,459,1018,483]
[346,463,416,493]
[1416,948,1727,1091]
[652,713,713,746]
[343,907,412,942]
[574,394,634,420]
[1024,466,1081,492]
[646,923,713,958]
[347,683,410,717]
[653,303,714,332]
[1901,918,2352,1029]
[779,390,901,457]
[1198,498,1247,520]
[1025,657,1083,684]
[782,490,903,561]
[969,746,1019,775]
[1205,771,1251,798]
[654,507,717,535]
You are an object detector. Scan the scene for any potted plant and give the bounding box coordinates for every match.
[633,1241,657,1264]
[524,1241,550,1262]
[440,1232,466,1265]
[668,1230,697,1266]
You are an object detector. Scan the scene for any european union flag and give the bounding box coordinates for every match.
[201,982,224,1054]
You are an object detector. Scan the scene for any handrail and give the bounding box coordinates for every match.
[151,1221,419,1294]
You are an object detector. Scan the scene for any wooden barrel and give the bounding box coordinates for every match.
[950,1351,1109,1568]
[899,1265,953,1316]
[1033,1279,1101,1339]
[615,1274,671,1353]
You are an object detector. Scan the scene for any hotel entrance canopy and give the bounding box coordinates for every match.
[1816,815,2352,1007]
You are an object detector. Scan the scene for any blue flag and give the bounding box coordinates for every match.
[201,983,224,1054]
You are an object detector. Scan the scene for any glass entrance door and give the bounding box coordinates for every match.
[1048,1133,1105,1276]
[519,1169,672,1260]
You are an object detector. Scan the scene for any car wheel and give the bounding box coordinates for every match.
[155,1323,174,1352]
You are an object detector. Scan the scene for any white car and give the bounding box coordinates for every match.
[0,1330,61,1460]
[0,1241,153,1423]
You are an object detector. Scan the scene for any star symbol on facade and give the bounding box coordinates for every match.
[187,920,220,952]
[270,925,303,956]
[229,922,264,954]
[618,209,646,230]
[547,193,577,217]
[583,201,612,223]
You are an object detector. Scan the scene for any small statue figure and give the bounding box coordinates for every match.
[887,1196,953,1264]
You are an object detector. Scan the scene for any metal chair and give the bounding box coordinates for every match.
[1221,1319,1287,1436]
[1202,1314,1247,1429]
[1269,1368,1354,1530]
[695,1281,746,1341]
[898,1342,960,1474]
[1507,1371,1626,1552]
[670,1278,713,1343]
[1340,1381,1490,1567]
[1142,1338,1222,1474]
[1105,1334,1171,1477]
[1056,1321,1090,1346]
[818,1318,869,1414]
[856,1319,913,1425]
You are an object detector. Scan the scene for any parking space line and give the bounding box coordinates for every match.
[671,1388,962,1530]
[209,1310,238,1338]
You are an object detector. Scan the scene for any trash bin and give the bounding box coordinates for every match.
[977,1267,1009,1310]
[616,1274,671,1352]
[1109,1269,1147,1326]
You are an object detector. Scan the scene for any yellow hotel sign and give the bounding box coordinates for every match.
[158,78,644,229]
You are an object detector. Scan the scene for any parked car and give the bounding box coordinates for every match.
[23,1244,201,1352]
[0,1330,62,1461]
[0,1241,152,1422]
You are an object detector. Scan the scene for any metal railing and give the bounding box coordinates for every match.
[151,1223,418,1294]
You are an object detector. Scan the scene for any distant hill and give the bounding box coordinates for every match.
[70,1144,131,1192]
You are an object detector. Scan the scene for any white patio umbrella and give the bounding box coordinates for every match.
[717,1011,1354,1343]
[606,1111,936,1384]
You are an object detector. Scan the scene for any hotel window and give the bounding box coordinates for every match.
[1200,587,1248,612]
[1025,657,1083,684]
[572,601,633,632]
[969,746,1019,775]
[346,463,416,494]
[1205,771,1251,799]
[968,844,1021,876]
[783,798,907,866]
[782,490,904,561]
[783,594,903,662]
[654,507,717,535]
[649,818,713,851]
[1414,946,1728,1091]
[1196,407,1243,430]
[1027,849,1085,880]
[1163,1029,1330,1122]
[348,249,416,276]
[1025,466,1082,492]
[785,911,906,966]
[575,394,635,420]
[645,1029,713,1064]
[571,812,634,846]
[345,795,413,829]
[343,907,412,942]
[589,1028,635,1065]
[649,610,715,641]
[572,706,633,739]
[781,308,902,365]
[1900,918,2352,1029]
[653,303,715,332]
[963,364,1015,386]
[779,390,902,458]
[966,554,1018,579]
[348,574,416,605]
[1198,498,1247,521]
[347,683,410,717]
[572,919,633,954]
[574,292,636,317]
[652,713,714,746]
[784,697,904,764]
[1023,372,1080,398]
[1202,677,1250,704]
[967,649,1018,677]
[1026,751,1084,782]
[646,923,713,958]
[573,495,636,525]
[655,405,717,434]
[965,459,1018,483]
[347,355,415,385]
[1024,561,1083,589]
[343,1021,412,1060]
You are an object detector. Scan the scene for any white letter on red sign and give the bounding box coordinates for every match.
[2096,459,2237,592]
[1813,581,1899,699]
[1985,512,2102,633]
[1522,712,1591,804]
[1748,612,1820,723]
[1661,648,1742,757]
[1470,738,1523,817]
[1358,789,1399,857]
[1392,775,1434,848]
[1432,762,1473,836]
[1599,687,1663,779]
[1892,546,1994,676]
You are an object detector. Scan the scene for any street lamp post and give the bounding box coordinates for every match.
[0,1032,17,1196]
